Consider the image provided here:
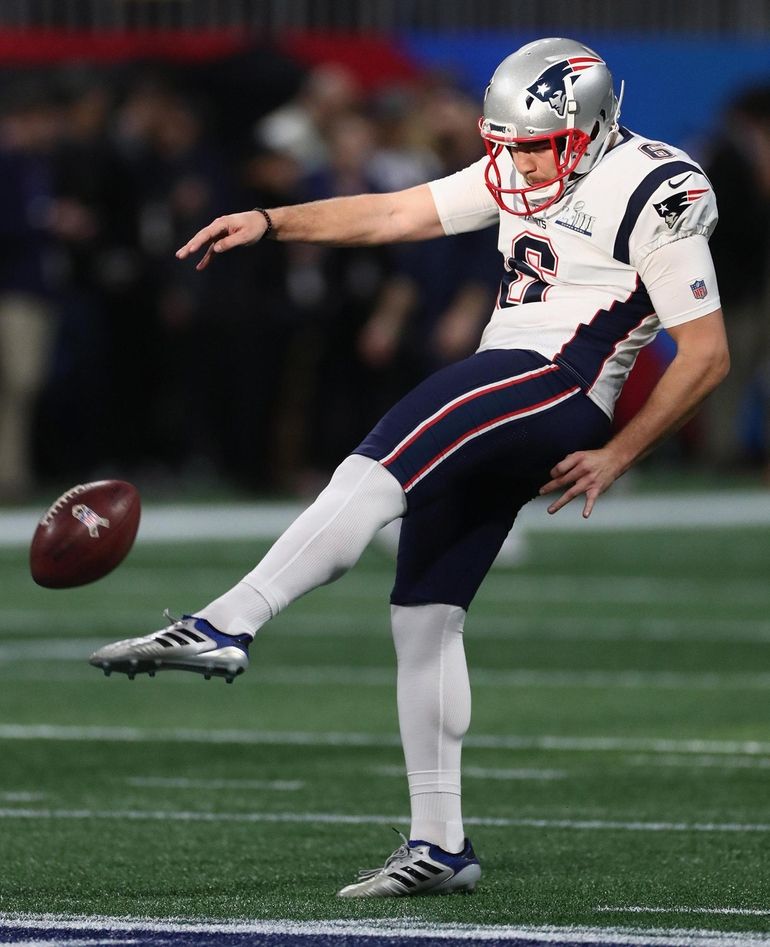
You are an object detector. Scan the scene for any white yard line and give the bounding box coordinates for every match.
[597,906,770,917]
[3,491,770,549]
[4,612,770,643]
[274,613,770,643]
[0,914,768,947]
[3,647,770,691]
[0,807,769,834]
[264,666,768,690]
[372,764,568,781]
[623,754,770,770]
[124,777,303,791]
[2,724,770,756]
[6,941,141,947]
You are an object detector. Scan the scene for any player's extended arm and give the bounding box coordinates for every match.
[540,309,730,518]
[176,184,443,271]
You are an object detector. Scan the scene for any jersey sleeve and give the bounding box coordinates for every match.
[627,167,718,269]
[638,233,721,328]
[615,159,721,327]
[428,157,499,235]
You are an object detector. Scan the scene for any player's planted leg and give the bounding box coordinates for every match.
[337,603,479,897]
[393,603,470,852]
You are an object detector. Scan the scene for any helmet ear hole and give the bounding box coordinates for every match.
[590,121,601,142]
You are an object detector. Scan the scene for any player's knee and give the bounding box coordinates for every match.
[391,602,467,650]
[325,454,406,521]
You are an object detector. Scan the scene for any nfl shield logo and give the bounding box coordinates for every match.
[690,279,708,300]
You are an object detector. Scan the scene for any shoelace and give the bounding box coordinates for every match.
[355,829,411,880]
[155,610,197,645]
[162,608,181,627]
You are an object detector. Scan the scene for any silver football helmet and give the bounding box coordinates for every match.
[479,37,623,215]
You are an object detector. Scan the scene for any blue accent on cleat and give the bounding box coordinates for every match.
[180,616,251,654]
[410,837,479,874]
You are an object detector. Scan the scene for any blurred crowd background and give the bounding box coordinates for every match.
[1,0,770,502]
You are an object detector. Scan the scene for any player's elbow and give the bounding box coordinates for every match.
[715,345,730,384]
[707,330,730,384]
[701,339,730,391]
[672,309,730,392]
[676,337,730,396]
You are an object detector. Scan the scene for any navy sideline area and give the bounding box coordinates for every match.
[1,918,764,947]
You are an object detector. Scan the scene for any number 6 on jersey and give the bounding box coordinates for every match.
[499,232,559,307]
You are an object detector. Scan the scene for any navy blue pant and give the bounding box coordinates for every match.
[355,349,611,610]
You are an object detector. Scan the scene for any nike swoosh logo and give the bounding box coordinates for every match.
[668,173,692,188]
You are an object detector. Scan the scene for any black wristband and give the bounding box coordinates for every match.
[253,207,275,239]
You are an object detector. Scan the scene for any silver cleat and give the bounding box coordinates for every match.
[89,611,251,682]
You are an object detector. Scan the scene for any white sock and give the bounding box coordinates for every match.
[197,455,406,636]
[391,603,470,853]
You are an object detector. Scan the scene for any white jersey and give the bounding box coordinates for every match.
[428,128,721,418]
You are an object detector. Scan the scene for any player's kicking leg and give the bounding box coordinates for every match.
[90,350,579,683]
[88,454,406,681]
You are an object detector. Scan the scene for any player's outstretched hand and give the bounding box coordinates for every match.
[539,447,624,519]
[176,211,270,271]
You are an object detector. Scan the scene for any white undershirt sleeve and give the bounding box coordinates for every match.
[428,157,499,236]
[638,234,722,329]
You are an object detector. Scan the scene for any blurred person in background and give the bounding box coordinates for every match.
[0,80,59,500]
[39,71,147,479]
[145,90,231,475]
[93,38,729,896]
[294,110,395,483]
[255,63,362,177]
[358,85,513,559]
[705,87,770,468]
[115,81,232,480]
[359,86,499,383]
[210,141,305,492]
[367,86,439,193]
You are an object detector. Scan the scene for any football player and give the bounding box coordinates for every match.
[91,37,729,897]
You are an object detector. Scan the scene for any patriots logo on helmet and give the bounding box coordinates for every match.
[525,56,604,118]
[653,188,709,229]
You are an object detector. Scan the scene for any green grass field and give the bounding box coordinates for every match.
[1,516,769,939]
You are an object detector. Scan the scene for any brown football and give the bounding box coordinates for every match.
[30,480,141,588]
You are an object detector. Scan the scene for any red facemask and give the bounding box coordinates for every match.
[479,121,591,216]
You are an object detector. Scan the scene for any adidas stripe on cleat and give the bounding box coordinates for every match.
[89,612,251,683]
[337,832,481,897]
